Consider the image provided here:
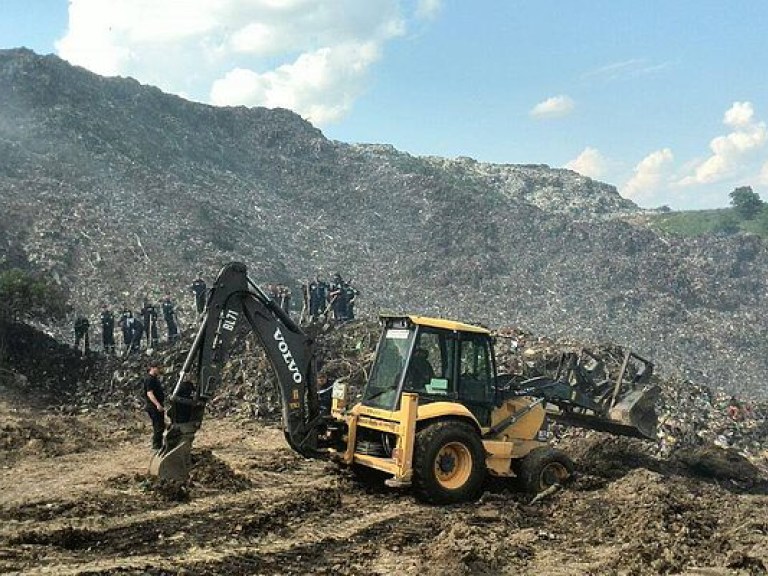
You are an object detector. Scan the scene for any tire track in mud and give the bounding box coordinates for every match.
[183,507,441,576]
[1,444,341,574]
[3,482,440,575]
[4,483,340,554]
[0,446,320,528]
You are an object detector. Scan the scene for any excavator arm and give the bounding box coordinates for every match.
[150,262,327,481]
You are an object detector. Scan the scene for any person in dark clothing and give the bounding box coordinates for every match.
[308,275,329,321]
[328,273,347,322]
[162,294,179,342]
[100,304,115,354]
[141,299,159,348]
[190,276,207,315]
[128,315,144,355]
[343,281,359,321]
[143,362,165,450]
[73,316,90,355]
[406,348,435,391]
[117,307,133,352]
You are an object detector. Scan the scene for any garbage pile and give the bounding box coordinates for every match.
[492,325,768,469]
[3,318,767,472]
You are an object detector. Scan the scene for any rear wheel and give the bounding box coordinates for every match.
[413,421,486,504]
[517,447,574,494]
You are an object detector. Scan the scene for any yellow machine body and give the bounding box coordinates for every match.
[328,314,656,501]
[331,391,548,485]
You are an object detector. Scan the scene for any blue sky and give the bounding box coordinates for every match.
[2,1,767,210]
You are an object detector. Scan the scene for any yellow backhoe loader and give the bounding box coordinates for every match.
[151,262,659,504]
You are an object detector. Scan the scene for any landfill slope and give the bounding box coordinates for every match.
[3,48,768,398]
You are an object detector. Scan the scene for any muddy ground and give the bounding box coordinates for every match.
[1,395,767,576]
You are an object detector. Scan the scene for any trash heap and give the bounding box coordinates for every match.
[492,325,768,469]
[4,318,767,472]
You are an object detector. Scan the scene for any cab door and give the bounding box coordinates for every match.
[456,333,494,426]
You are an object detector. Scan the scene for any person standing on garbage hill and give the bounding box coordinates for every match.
[141,299,159,349]
[117,307,133,353]
[162,294,179,342]
[127,314,144,355]
[308,275,325,321]
[306,274,318,322]
[343,280,359,321]
[73,315,90,356]
[328,273,347,322]
[143,361,166,451]
[100,304,115,354]
[190,275,207,315]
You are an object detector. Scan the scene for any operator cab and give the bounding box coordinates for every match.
[361,315,497,425]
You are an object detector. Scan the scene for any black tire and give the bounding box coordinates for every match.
[412,420,486,504]
[517,447,574,494]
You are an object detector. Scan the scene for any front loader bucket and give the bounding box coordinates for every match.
[607,384,661,440]
[148,423,197,481]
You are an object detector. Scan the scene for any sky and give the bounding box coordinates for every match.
[1,0,767,211]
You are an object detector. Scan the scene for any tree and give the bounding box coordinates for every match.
[729,186,764,220]
[0,268,70,323]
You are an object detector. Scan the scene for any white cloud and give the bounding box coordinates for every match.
[415,0,443,20]
[530,95,575,119]
[678,101,767,186]
[622,148,674,205]
[565,147,606,179]
[724,101,754,128]
[582,58,670,81]
[55,0,410,126]
[210,43,380,124]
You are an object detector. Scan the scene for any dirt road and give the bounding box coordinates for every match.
[1,400,766,575]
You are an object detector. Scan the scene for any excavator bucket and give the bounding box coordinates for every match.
[148,424,196,481]
[607,384,661,440]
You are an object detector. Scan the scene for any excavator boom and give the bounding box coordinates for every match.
[150,262,326,481]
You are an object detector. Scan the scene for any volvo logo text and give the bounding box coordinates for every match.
[273,327,303,383]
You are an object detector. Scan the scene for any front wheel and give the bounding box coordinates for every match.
[413,421,486,504]
[516,447,574,494]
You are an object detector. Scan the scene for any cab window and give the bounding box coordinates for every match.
[404,329,454,397]
[458,334,493,404]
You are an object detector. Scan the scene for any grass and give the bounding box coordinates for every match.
[644,208,768,238]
